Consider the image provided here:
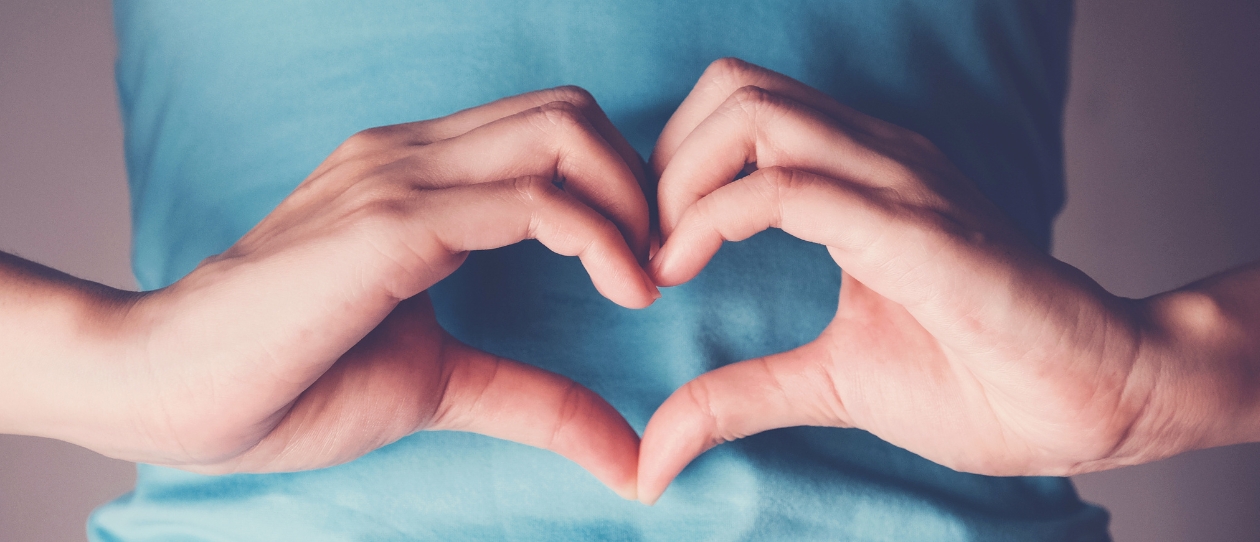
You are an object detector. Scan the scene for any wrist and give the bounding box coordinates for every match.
[1121,288,1260,464]
[0,255,142,448]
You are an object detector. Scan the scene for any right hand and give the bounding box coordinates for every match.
[75,87,656,498]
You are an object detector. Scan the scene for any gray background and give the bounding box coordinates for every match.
[1,0,1257,540]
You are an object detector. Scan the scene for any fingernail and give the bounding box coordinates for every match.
[646,255,665,283]
[643,273,662,301]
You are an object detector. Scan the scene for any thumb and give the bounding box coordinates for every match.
[432,340,641,500]
[636,340,846,504]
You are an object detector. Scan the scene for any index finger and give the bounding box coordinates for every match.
[650,58,890,180]
[348,87,651,202]
[416,101,652,260]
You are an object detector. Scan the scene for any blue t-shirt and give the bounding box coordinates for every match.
[91,1,1109,540]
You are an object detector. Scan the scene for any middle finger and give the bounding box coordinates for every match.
[655,86,909,238]
[413,101,651,260]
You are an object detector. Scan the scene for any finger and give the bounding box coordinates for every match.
[333,88,649,201]
[313,87,650,217]
[413,86,650,193]
[650,57,892,181]
[408,177,659,309]
[434,338,641,500]
[655,85,908,238]
[651,165,972,318]
[652,166,881,282]
[637,339,844,505]
[415,101,650,261]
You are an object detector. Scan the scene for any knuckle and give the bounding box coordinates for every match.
[593,214,622,241]
[545,85,597,110]
[755,165,793,185]
[344,178,414,213]
[681,378,733,444]
[511,176,562,204]
[728,85,777,114]
[331,125,408,162]
[901,129,933,149]
[323,155,382,185]
[703,57,759,90]
[692,191,724,229]
[344,126,393,150]
[432,354,503,433]
[753,165,801,195]
[547,379,587,448]
[355,199,412,227]
[337,185,417,239]
[718,86,785,129]
[535,100,587,130]
[752,166,809,227]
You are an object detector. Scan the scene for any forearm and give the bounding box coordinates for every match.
[0,251,140,445]
[1122,261,1260,465]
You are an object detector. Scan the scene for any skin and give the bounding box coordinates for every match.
[2,58,1258,511]
[0,86,658,500]
[637,58,1260,504]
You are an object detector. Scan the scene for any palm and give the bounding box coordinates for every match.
[818,273,1119,476]
[195,294,452,473]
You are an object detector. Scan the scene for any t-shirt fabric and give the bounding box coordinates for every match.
[91,1,1109,540]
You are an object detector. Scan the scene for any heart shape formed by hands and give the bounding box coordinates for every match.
[114,58,1143,511]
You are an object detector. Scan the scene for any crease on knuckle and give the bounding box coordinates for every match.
[725,85,777,131]
[810,347,849,425]
[511,176,563,239]
[535,101,587,132]
[691,194,728,241]
[726,86,790,164]
[754,356,787,399]
[704,57,760,94]
[531,102,592,173]
[341,126,396,154]
[755,166,796,229]
[546,379,586,450]
[546,85,597,111]
[433,353,504,432]
[682,378,728,446]
[581,215,619,258]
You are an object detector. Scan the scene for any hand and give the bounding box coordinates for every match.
[60,87,656,498]
[636,59,1158,503]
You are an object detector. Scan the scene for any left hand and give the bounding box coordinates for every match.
[636,59,1157,504]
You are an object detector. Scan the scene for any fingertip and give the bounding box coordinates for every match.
[642,269,663,304]
[614,480,639,502]
[635,446,669,505]
[657,216,678,246]
[606,277,659,310]
[582,246,661,310]
[634,409,689,507]
[634,449,675,506]
[647,228,662,261]
[647,256,669,287]
[647,244,688,288]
